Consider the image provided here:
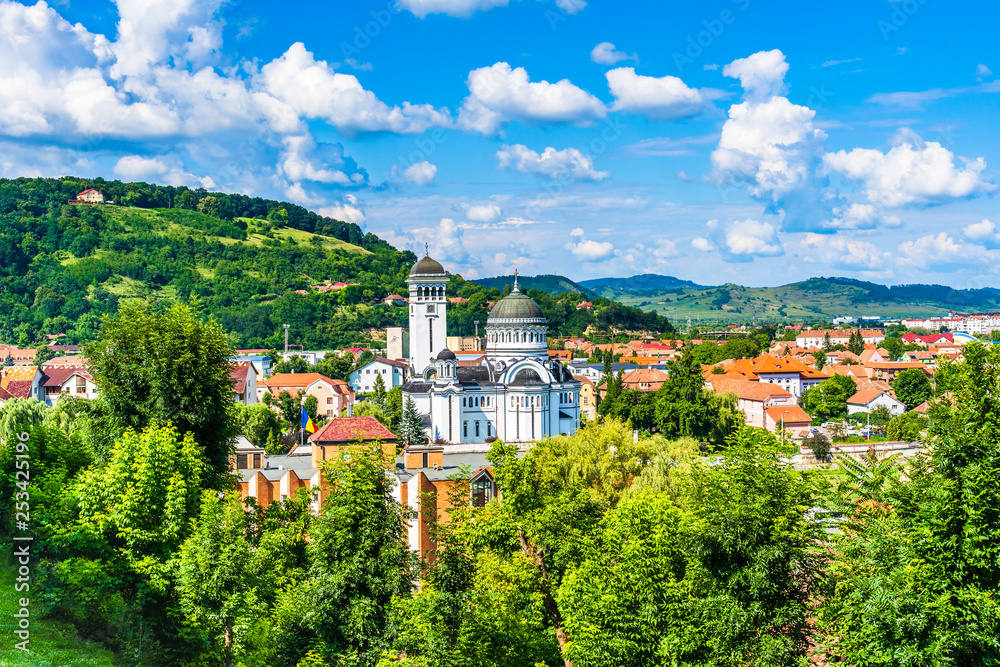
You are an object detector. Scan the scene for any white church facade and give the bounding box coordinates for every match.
[401,252,581,444]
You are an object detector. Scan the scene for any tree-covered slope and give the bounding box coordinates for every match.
[471,273,592,296]
[0,177,676,350]
[579,273,707,291]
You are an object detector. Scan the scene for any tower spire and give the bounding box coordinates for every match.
[424,242,429,257]
[513,268,519,292]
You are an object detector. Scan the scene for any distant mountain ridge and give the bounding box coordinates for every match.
[471,274,592,296]
[580,274,708,291]
[587,274,1000,324]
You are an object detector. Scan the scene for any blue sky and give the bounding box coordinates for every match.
[3,0,1000,287]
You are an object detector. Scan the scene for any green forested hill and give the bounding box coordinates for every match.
[0,177,415,349]
[592,275,1000,325]
[0,177,676,349]
[471,273,592,296]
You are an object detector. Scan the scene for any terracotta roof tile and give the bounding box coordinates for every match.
[309,416,398,444]
[766,405,812,424]
[714,379,793,401]
[847,389,891,405]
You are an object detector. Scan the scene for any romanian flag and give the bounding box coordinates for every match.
[301,406,317,434]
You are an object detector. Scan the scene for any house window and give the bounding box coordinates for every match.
[487,423,492,438]
[471,477,494,507]
[327,397,333,404]
[422,452,429,468]
[463,421,468,437]
[475,421,480,437]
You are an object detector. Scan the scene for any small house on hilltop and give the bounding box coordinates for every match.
[69,188,105,204]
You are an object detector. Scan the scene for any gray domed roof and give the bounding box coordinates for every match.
[410,255,445,277]
[436,348,456,361]
[488,288,545,321]
[510,368,546,386]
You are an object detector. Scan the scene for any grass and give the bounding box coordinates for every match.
[0,564,118,666]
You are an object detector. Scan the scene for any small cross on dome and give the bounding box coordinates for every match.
[513,268,519,290]
[424,242,429,256]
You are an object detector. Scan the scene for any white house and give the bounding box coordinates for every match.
[40,366,98,406]
[846,389,906,416]
[231,361,261,405]
[348,357,409,394]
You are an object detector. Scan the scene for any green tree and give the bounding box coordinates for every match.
[398,396,426,448]
[892,367,932,409]
[821,342,1000,663]
[800,374,856,422]
[177,492,255,667]
[34,342,56,365]
[86,300,237,488]
[822,332,832,351]
[882,335,904,361]
[813,350,827,370]
[235,402,284,448]
[304,394,319,424]
[654,350,738,443]
[372,372,387,405]
[275,444,414,666]
[847,330,865,355]
[886,410,928,441]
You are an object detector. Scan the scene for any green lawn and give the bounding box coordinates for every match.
[0,564,117,666]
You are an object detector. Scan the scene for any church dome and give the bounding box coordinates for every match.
[410,255,445,277]
[488,288,544,322]
[436,348,456,361]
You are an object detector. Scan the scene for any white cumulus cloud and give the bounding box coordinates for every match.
[822,129,995,207]
[259,42,451,135]
[606,67,716,120]
[721,49,789,101]
[565,227,614,261]
[458,62,606,134]
[897,232,995,271]
[590,42,637,66]
[696,218,784,262]
[403,161,438,186]
[461,202,503,223]
[801,233,890,268]
[319,195,366,225]
[113,155,215,189]
[497,144,609,181]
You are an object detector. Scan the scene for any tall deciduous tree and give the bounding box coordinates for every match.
[892,367,932,409]
[86,299,237,487]
[821,342,1000,664]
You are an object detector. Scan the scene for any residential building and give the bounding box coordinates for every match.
[70,188,104,204]
[568,361,639,384]
[384,294,407,306]
[711,355,828,397]
[620,369,668,392]
[348,357,408,394]
[258,372,355,418]
[864,361,929,381]
[572,375,598,420]
[710,377,798,430]
[795,329,885,349]
[39,366,98,406]
[445,335,486,352]
[386,327,409,361]
[233,350,272,376]
[765,405,813,433]
[0,366,43,401]
[846,389,906,416]
[230,361,261,405]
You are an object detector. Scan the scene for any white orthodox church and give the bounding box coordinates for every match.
[401,251,581,444]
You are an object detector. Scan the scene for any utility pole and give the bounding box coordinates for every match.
[283,324,290,355]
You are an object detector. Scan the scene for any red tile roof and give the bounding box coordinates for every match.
[230,362,251,393]
[5,381,32,398]
[0,385,12,401]
[766,405,812,425]
[847,389,891,406]
[309,416,398,444]
[41,366,91,388]
[713,378,793,401]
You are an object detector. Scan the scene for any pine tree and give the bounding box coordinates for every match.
[398,396,425,448]
[823,332,832,351]
[373,373,387,406]
[848,330,865,356]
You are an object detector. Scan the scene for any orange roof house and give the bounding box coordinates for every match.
[259,372,355,418]
[765,405,812,432]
